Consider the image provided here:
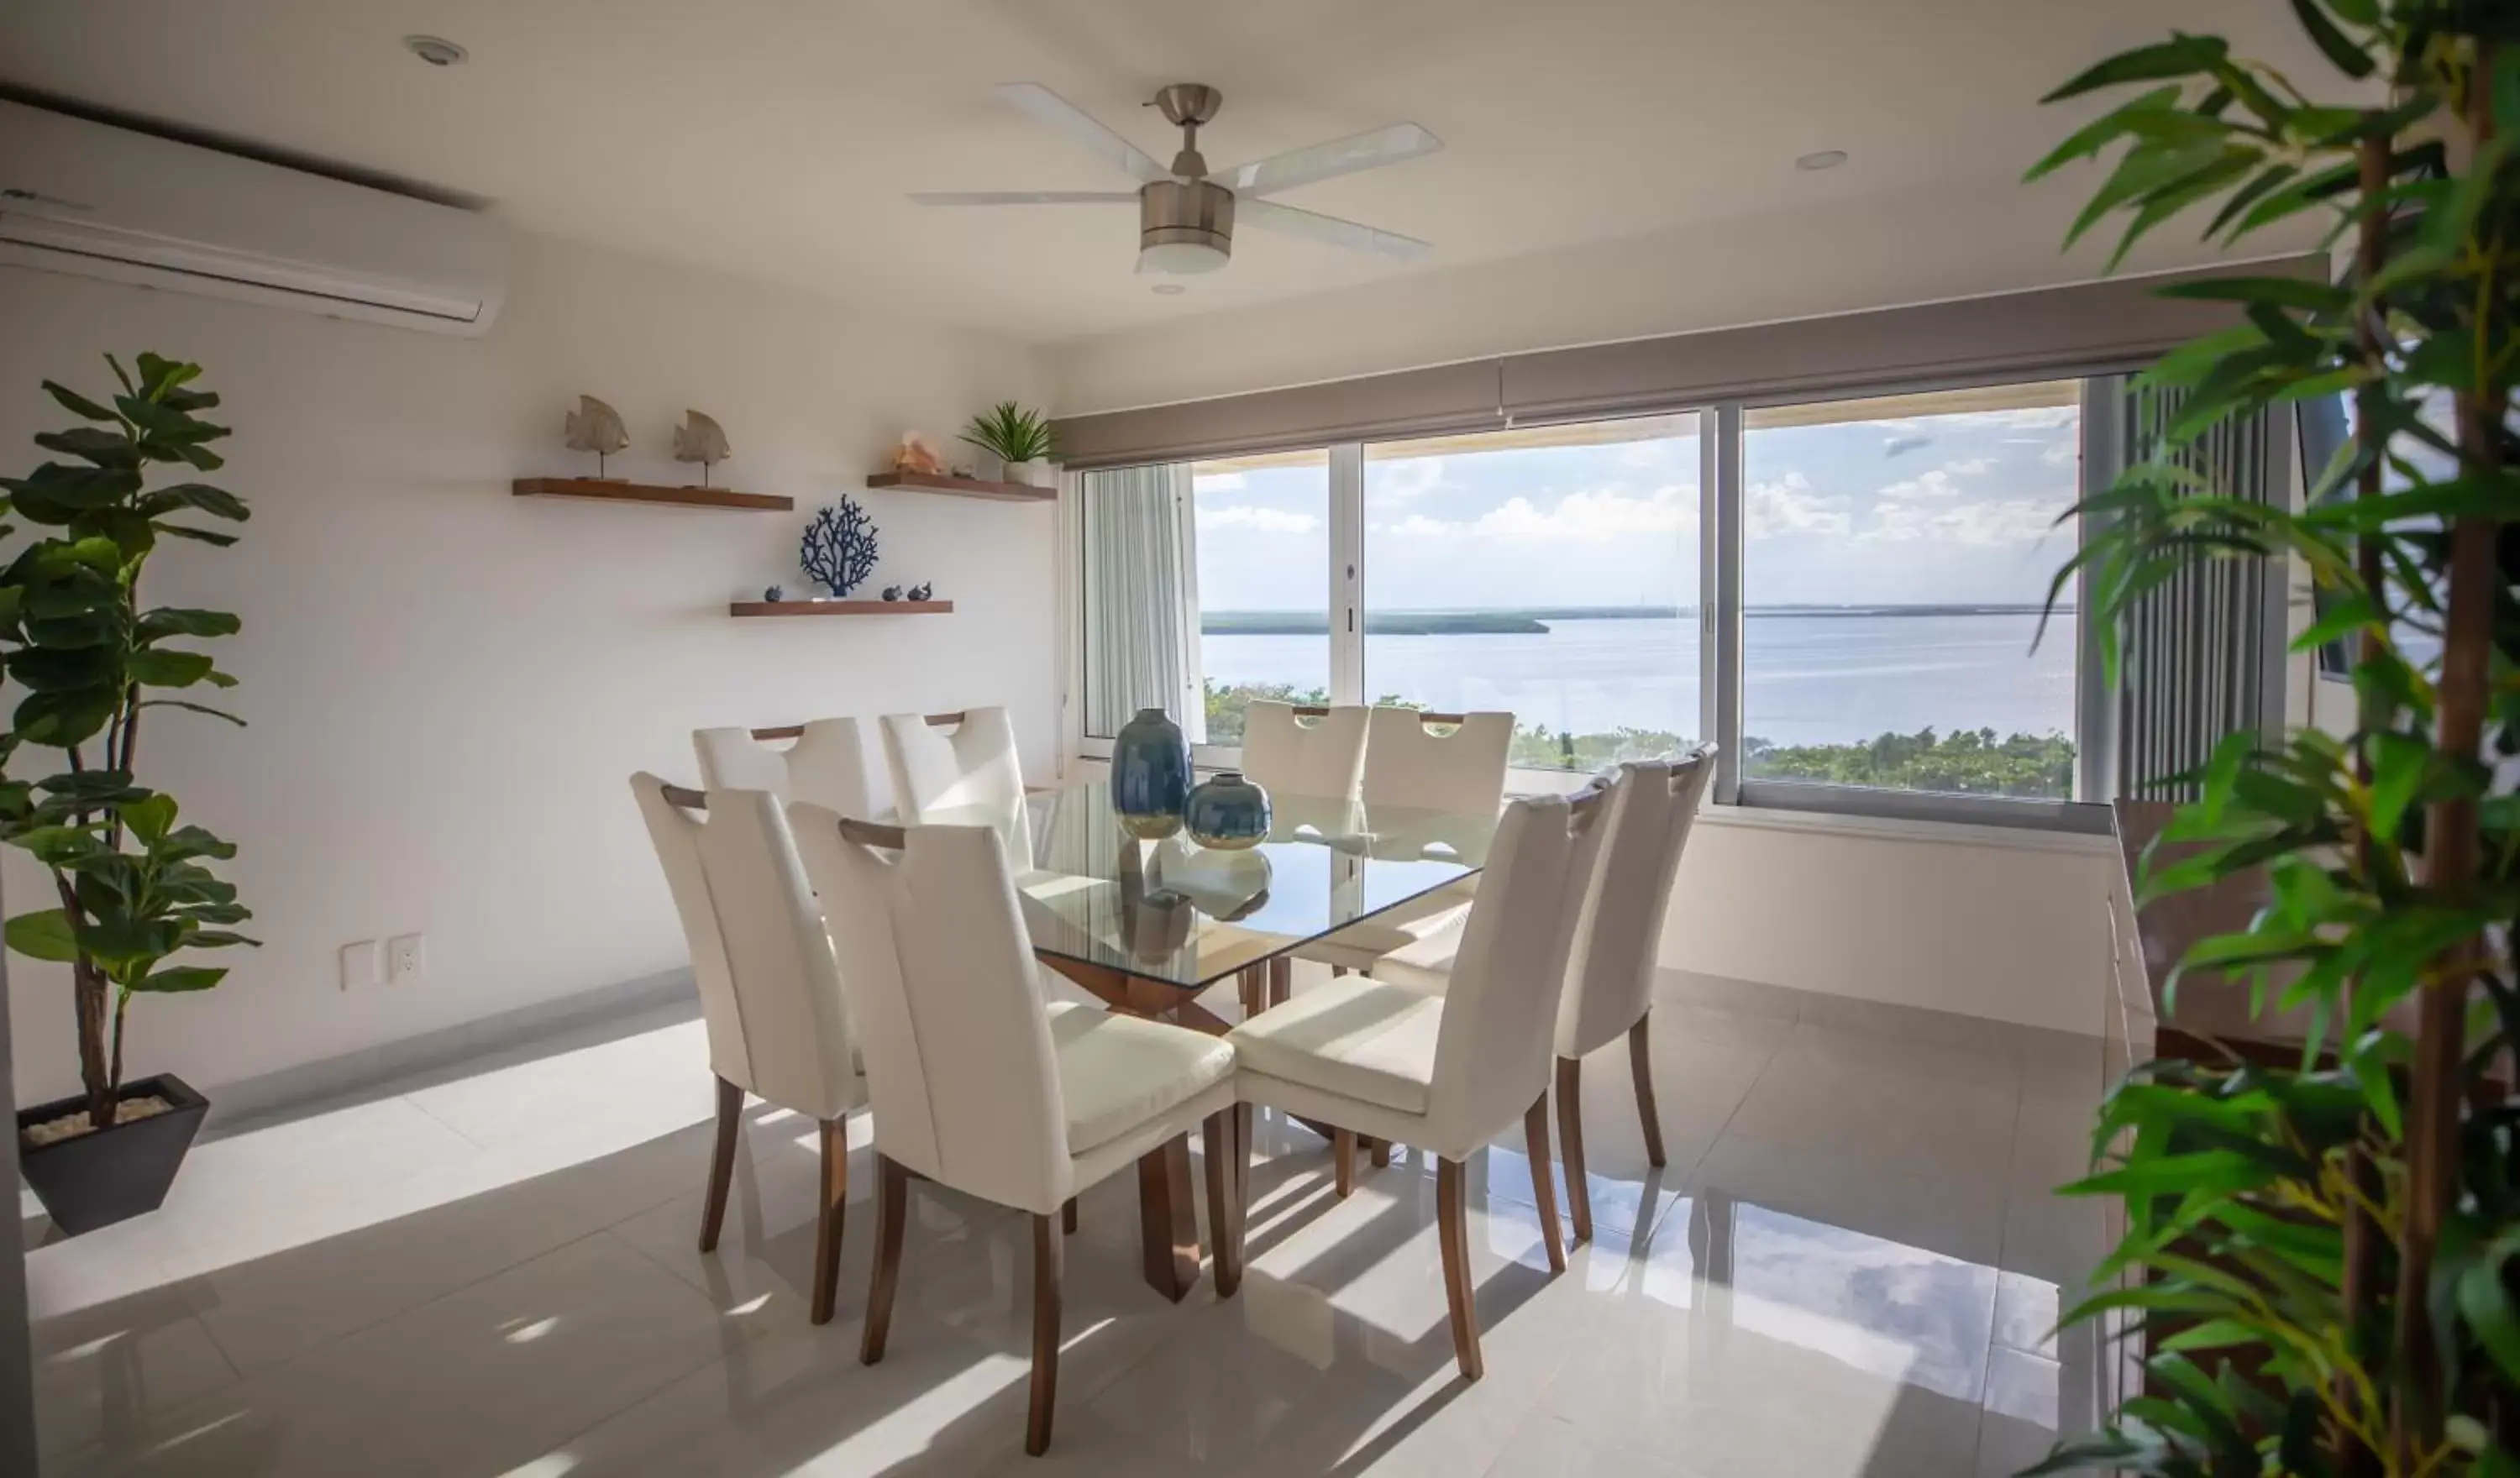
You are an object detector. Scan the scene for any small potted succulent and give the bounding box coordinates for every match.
[3,353,255,1235]
[959,401,1057,487]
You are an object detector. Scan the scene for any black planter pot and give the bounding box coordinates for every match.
[16,1073,208,1236]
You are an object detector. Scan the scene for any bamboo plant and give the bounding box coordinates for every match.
[0,353,254,1132]
[2028,5,2518,1475]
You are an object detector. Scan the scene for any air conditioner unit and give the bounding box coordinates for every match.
[0,101,506,337]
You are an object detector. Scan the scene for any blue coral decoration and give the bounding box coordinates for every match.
[801,497,879,597]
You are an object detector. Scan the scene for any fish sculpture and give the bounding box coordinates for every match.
[672,409,732,485]
[563,395,630,479]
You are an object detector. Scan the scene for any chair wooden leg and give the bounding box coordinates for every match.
[860,1154,907,1365]
[1137,1134,1201,1301]
[1233,1103,1253,1213]
[1203,1110,1242,1297]
[1556,1055,1592,1245]
[1268,955,1292,1008]
[1062,1197,1078,1235]
[1524,1093,1567,1273]
[1630,1011,1667,1169]
[1334,1129,1357,1198]
[1436,1156,1483,1381]
[1026,1211,1063,1456]
[810,1118,850,1324]
[698,1076,743,1253]
[1369,1138,1392,1169]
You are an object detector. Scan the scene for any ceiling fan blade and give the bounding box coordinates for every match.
[1216,123,1442,197]
[909,191,1140,207]
[1237,199,1432,262]
[995,83,1172,184]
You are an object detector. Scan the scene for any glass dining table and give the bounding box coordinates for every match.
[910,777,1504,1299]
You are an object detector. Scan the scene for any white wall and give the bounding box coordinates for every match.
[1662,815,2117,1036]
[0,233,1054,1103]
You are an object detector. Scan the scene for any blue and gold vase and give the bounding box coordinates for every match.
[1185,770,1271,851]
[1112,707,1191,839]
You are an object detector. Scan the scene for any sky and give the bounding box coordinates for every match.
[1189,398,2082,611]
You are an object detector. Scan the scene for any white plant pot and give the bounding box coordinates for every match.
[1004,459,1051,487]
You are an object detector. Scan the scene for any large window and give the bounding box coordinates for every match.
[1364,417,1702,771]
[1073,375,2123,831]
[1740,383,2082,801]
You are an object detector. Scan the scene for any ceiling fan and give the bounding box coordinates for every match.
[911,82,1441,276]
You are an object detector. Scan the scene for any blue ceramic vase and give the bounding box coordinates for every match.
[1185,770,1272,851]
[1112,707,1191,839]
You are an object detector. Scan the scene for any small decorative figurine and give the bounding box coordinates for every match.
[763,584,785,603]
[671,409,732,486]
[800,497,879,598]
[890,432,948,477]
[563,395,630,479]
[906,581,932,602]
[881,585,902,602]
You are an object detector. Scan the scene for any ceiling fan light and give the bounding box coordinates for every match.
[1137,240,1230,275]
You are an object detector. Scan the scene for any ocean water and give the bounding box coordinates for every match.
[1198,612,2078,747]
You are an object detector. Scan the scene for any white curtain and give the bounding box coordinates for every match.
[1081,464,1205,742]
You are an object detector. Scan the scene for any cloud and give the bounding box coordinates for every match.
[1943,457,1992,476]
[1368,457,1446,501]
[1746,473,1850,537]
[1882,433,1933,458]
[2043,441,2076,467]
[1382,482,1698,542]
[1880,469,1962,501]
[1864,497,2062,546]
[1197,504,1319,534]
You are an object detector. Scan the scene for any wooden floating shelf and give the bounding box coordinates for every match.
[866,471,1054,503]
[513,477,793,511]
[729,600,955,618]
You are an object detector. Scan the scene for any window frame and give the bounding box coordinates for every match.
[1064,369,2141,834]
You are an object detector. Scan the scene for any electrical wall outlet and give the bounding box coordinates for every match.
[387,934,425,985]
[339,940,381,992]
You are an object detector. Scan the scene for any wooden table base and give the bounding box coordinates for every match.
[1040,955,1261,1302]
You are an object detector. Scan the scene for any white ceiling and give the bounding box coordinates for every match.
[0,0,2330,344]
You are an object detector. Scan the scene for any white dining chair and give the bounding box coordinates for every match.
[1225,784,1606,1381]
[1296,705,1515,977]
[881,705,1025,820]
[1376,750,1715,1244]
[1238,700,1368,802]
[694,718,895,819]
[789,808,1242,1456]
[631,773,864,1325]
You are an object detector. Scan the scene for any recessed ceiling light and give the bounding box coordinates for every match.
[1796,149,1849,171]
[402,34,469,67]
[1152,283,1187,296]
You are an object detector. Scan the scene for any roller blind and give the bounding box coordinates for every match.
[1052,256,2323,469]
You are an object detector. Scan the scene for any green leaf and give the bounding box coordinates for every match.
[2024,85,2183,181]
[2285,0,2374,78]
[134,965,225,993]
[2043,34,2231,103]
[119,793,176,846]
[136,608,241,642]
[4,909,81,963]
[137,484,248,523]
[155,524,239,547]
[125,649,214,689]
[34,427,139,469]
[2456,1231,2520,1383]
[134,353,200,396]
[136,698,246,727]
[41,380,120,423]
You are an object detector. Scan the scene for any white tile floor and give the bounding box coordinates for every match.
[22,972,2108,1477]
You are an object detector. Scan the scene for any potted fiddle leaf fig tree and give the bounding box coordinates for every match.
[959,401,1058,486]
[2027,6,2517,1476]
[3,352,254,1236]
